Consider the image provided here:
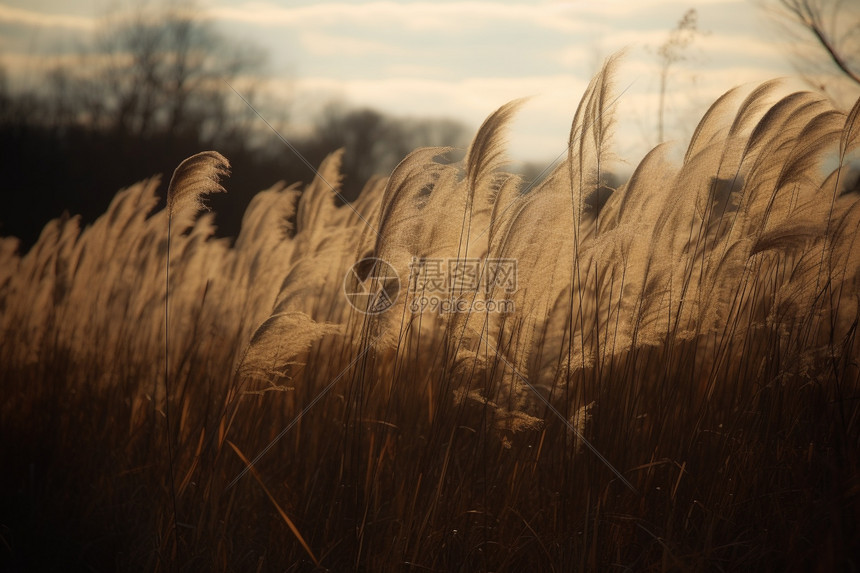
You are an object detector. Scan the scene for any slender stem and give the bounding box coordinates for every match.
[164,215,180,565]
[658,68,668,143]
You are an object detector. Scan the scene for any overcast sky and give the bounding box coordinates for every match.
[0,0,812,167]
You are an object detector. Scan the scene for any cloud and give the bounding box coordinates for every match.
[0,5,93,29]
[299,31,398,57]
[295,73,586,118]
[696,33,789,65]
[208,1,592,33]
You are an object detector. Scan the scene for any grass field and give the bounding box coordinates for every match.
[1,59,858,572]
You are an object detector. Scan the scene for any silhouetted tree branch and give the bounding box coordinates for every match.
[777,0,860,86]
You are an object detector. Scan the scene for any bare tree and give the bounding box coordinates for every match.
[52,1,266,145]
[764,0,860,103]
[302,103,469,199]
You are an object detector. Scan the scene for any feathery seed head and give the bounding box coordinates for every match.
[166,151,231,219]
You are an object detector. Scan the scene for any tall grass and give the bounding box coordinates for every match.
[1,59,858,571]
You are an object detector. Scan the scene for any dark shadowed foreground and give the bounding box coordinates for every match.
[1,58,858,572]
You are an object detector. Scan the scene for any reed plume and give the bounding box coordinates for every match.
[1,59,858,572]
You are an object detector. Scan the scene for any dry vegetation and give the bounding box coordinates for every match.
[1,58,859,572]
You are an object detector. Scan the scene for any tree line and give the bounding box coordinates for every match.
[0,4,469,248]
